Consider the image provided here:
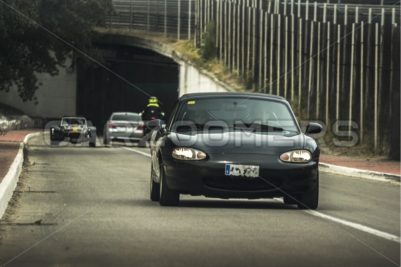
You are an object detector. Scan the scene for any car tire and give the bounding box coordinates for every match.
[89,141,96,147]
[283,195,298,205]
[50,128,60,142]
[103,135,110,146]
[50,131,55,141]
[138,139,147,148]
[297,175,319,210]
[159,164,179,206]
[150,164,160,201]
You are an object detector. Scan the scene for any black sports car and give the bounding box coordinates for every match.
[149,93,322,209]
[50,117,97,147]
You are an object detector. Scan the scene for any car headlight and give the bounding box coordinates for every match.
[280,150,312,163]
[172,148,207,161]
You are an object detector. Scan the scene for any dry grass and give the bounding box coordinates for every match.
[173,40,247,92]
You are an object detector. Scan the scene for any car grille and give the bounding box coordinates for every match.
[204,176,282,191]
[68,133,81,138]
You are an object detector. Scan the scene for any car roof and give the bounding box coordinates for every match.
[179,92,287,102]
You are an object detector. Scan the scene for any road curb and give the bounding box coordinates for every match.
[0,132,40,219]
[319,162,400,183]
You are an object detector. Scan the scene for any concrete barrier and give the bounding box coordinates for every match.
[0,133,40,219]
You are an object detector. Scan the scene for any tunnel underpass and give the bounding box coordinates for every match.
[76,43,179,131]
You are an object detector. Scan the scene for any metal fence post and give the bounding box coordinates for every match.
[374,23,379,151]
[164,0,167,37]
[228,2,232,70]
[264,12,268,93]
[216,0,220,49]
[225,1,228,66]
[147,0,150,32]
[348,23,356,138]
[130,0,134,31]
[252,7,256,86]
[325,21,331,126]
[259,8,264,90]
[241,1,245,76]
[200,0,203,37]
[290,15,295,102]
[336,25,341,122]
[284,16,288,99]
[178,0,181,39]
[276,14,281,95]
[237,2,241,72]
[360,21,364,143]
[270,15,274,94]
[307,21,314,118]
[247,6,251,78]
[316,21,321,119]
[298,18,302,114]
[220,0,224,60]
[189,0,192,40]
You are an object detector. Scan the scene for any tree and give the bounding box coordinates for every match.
[0,0,113,102]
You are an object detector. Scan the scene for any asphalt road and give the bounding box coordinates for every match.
[0,134,399,267]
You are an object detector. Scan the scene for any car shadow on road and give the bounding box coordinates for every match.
[179,199,297,210]
[124,198,297,210]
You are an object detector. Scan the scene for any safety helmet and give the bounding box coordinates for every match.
[148,96,158,104]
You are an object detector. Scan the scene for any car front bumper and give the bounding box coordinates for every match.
[163,158,318,199]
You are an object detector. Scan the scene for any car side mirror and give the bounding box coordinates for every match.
[305,122,323,135]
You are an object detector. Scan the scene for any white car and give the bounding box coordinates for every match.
[103,112,144,145]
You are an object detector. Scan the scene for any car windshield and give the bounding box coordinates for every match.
[173,97,299,134]
[61,118,86,126]
[111,114,140,121]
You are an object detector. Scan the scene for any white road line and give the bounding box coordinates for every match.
[273,197,400,244]
[305,210,401,243]
[124,148,401,244]
[122,147,151,158]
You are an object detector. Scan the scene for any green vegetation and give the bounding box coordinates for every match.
[0,0,113,102]
[200,22,217,60]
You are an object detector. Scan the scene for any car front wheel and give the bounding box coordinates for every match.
[159,164,179,206]
[150,163,160,201]
[297,175,319,210]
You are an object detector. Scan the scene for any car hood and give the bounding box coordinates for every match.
[167,131,313,162]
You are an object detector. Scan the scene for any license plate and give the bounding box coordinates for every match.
[117,127,126,132]
[225,164,260,178]
[71,127,79,132]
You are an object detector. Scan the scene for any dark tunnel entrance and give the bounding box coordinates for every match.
[76,43,179,132]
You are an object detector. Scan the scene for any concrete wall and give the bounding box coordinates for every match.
[178,62,229,96]
[0,65,76,118]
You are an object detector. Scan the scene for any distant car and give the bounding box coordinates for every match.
[50,117,97,147]
[103,112,144,145]
[149,92,322,209]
